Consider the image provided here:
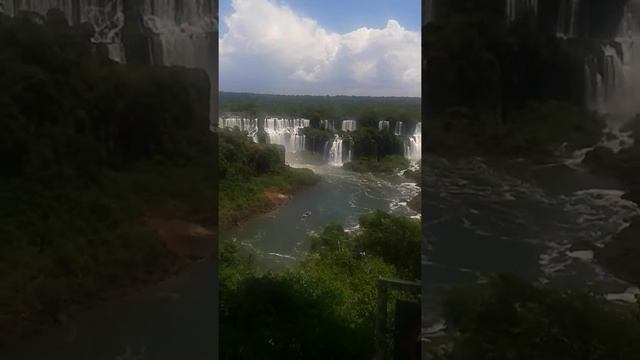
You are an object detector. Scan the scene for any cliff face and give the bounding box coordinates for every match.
[0,0,217,124]
[427,0,628,39]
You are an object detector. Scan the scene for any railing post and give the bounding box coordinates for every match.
[376,278,388,360]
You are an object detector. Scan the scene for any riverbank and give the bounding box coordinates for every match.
[219,167,320,229]
[219,129,321,229]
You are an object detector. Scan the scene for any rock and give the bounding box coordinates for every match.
[145,218,217,258]
[596,219,640,287]
[583,146,615,170]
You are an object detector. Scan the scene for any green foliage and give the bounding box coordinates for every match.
[0,14,215,343]
[355,210,421,280]
[218,129,319,227]
[308,223,352,253]
[352,127,405,160]
[343,155,410,174]
[220,92,421,121]
[425,101,603,156]
[220,211,419,359]
[423,6,603,157]
[431,276,640,360]
[219,128,285,180]
[0,14,212,181]
[301,127,334,153]
[220,275,375,360]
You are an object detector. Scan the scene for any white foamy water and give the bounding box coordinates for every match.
[341,120,357,132]
[423,155,640,339]
[605,287,640,303]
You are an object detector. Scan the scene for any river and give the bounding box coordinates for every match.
[221,159,421,272]
[422,154,640,340]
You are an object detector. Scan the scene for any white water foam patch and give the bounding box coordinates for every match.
[605,286,640,303]
[563,189,639,243]
[539,189,639,277]
[389,181,421,213]
[424,157,640,282]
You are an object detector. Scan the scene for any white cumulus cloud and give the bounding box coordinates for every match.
[220,0,421,96]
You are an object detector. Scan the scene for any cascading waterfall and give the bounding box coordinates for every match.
[378,121,390,130]
[220,116,259,142]
[577,1,640,155]
[341,120,357,132]
[320,119,335,130]
[86,1,126,63]
[395,121,404,136]
[556,0,581,38]
[610,1,640,117]
[326,135,345,167]
[1,0,217,123]
[405,123,422,161]
[2,0,74,21]
[142,1,217,70]
[602,44,627,110]
[2,0,128,62]
[263,118,310,155]
[585,57,607,113]
[585,63,593,111]
[505,0,538,22]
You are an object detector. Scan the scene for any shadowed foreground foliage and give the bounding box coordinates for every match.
[220,210,420,359]
[0,13,216,343]
[429,276,640,360]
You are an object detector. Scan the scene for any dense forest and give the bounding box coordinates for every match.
[218,129,318,227]
[0,11,216,343]
[220,91,421,123]
[220,209,420,359]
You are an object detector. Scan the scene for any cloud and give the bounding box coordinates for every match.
[220,0,421,97]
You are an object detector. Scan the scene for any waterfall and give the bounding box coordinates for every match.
[610,1,640,118]
[221,117,311,157]
[341,120,357,132]
[579,2,640,154]
[263,118,310,156]
[86,1,126,63]
[404,123,422,161]
[3,0,128,62]
[221,116,259,143]
[556,0,580,38]
[585,63,593,111]
[4,0,74,21]
[142,1,217,70]
[320,119,335,130]
[326,135,345,167]
[378,121,390,131]
[603,44,628,113]
[4,1,217,126]
[585,60,607,114]
[395,121,404,136]
[505,0,538,22]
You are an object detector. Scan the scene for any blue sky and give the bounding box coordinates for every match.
[219,0,421,34]
[219,0,421,97]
